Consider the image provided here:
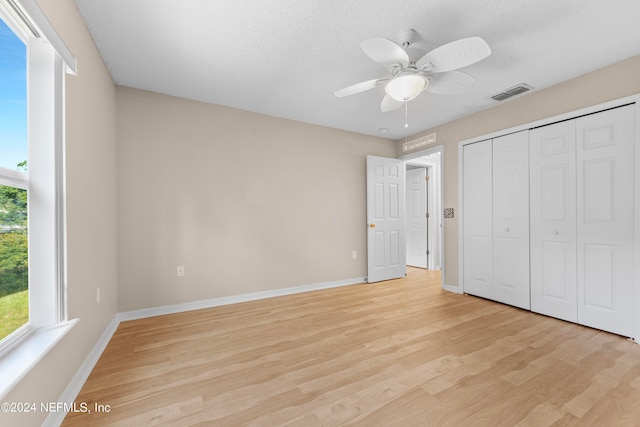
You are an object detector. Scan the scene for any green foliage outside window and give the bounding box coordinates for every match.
[0,164,28,339]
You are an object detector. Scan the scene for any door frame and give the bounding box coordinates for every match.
[400,144,445,290]
[457,93,640,342]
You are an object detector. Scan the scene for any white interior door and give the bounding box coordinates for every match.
[406,168,428,268]
[367,155,406,283]
[576,105,635,336]
[530,121,577,323]
[463,140,493,299]
[492,131,530,309]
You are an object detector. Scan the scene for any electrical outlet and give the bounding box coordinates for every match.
[352,251,357,260]
[177,265,185,277]
[96,288,101,304]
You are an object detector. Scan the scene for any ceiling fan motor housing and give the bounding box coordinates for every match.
[398,28,427,66]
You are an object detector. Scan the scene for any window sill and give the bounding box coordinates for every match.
[0,319,78,400]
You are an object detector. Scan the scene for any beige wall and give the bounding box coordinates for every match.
[117,87,396,312]
[5,1,118,426]
[398,55,640,288]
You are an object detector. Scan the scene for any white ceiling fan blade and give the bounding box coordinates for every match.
[425,71,475,95]
[360,38,410,69]
[335,78,388,97]
[416,36,491,73]
[381,94,404,112]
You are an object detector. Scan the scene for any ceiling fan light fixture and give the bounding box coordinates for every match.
[385,74,427,102]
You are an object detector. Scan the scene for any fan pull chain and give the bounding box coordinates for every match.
[404,101,409,145]
[404,101,409,129]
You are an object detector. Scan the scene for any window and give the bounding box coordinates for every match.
[0,16,29,343]
[0,0,77,397]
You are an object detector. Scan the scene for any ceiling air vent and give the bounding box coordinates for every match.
[491,83,533,102]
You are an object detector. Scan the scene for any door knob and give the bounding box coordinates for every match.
[504,227,510,232]
[553,230,559,235]
[369,223,376,228]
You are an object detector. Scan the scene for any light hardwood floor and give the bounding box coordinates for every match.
[63,268,640,426]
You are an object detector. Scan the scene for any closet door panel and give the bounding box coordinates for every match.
[541,241,572,299]
[463,140,493,299]
[530,121,577,322]
[492,131,530,309]
[577,105,635,336]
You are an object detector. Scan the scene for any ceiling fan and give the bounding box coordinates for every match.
[335,29,491,112]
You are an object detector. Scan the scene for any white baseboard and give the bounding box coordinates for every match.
[44,317,120,427]
[443,283,462,294]
[118,276,366,322]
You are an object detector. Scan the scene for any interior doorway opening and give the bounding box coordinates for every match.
[403,146,443,276]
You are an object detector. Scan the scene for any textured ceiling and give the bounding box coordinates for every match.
[73,0,640,140]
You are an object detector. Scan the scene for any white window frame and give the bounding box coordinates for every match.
[0,0,77,399]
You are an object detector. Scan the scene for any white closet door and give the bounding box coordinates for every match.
[577,105,635,336]
[492,131,530,309]
[463,140,493,299]
[530,121,577,323]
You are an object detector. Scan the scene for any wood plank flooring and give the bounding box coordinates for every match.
[63,268,640,426]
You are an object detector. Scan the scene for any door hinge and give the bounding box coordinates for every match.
[426,250,430,255]
[425,175,429,181]
[426,213,430,218]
